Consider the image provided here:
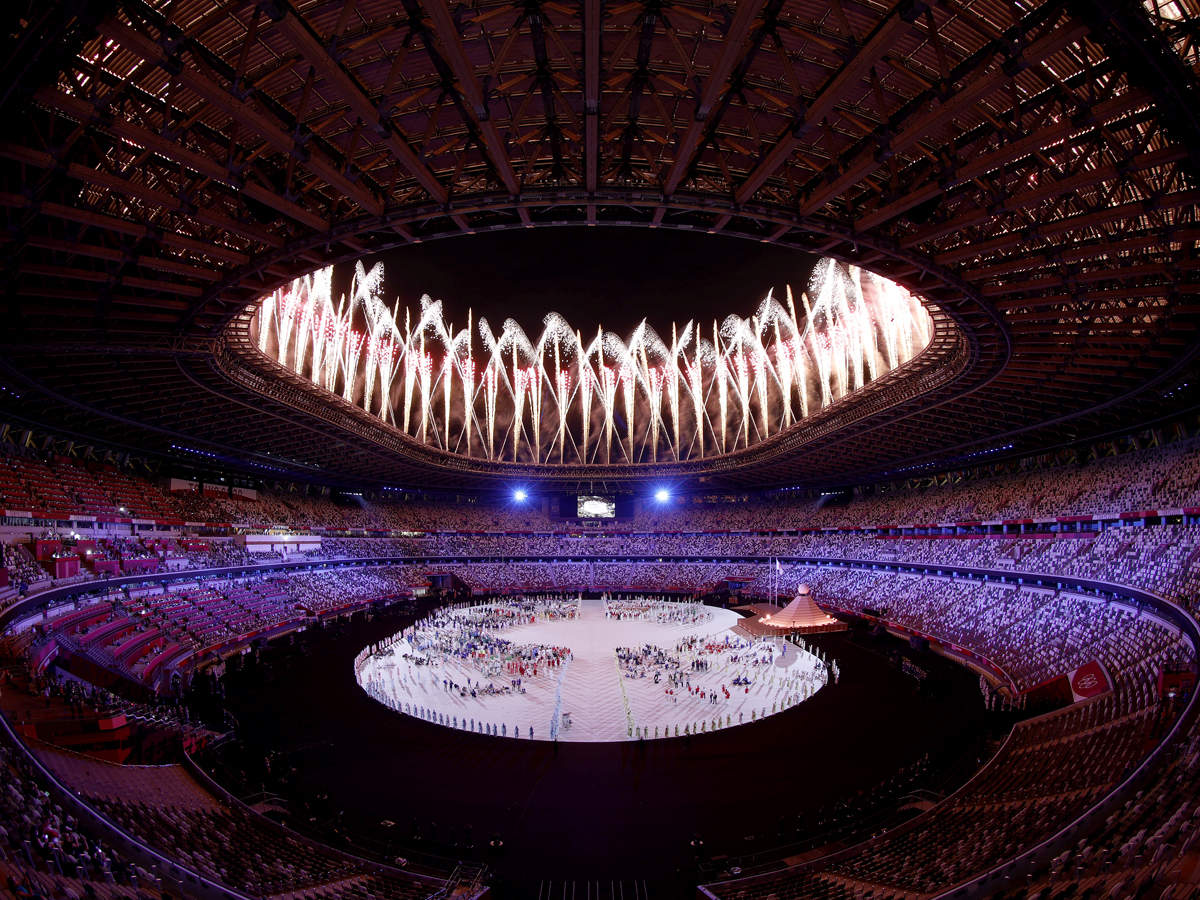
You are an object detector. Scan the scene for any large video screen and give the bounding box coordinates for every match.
[577,495,616,518]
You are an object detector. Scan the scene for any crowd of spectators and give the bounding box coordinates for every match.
[788,566,1191,692]
[29,567,416,693]
[702,623,1188,898]
[2,438,1200,896]
[1,543,48,598]
[2,435,1200,541]
[282,566,411,615]
[29,744,440,899]
[11,511,1200,713]
[0,739,162,899]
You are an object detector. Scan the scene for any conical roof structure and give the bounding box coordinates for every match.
[759,586,842,632]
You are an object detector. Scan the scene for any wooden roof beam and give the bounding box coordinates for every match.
[418,0,520,197]
[14,290,186,320]
[0,194,252,266]
[23,236,222,282]
[663,0,768,197]
[18,264,202,300]
[1003,296,1190,316]
[97,17,385,217]
[979,263,1173,294]
[63,162,283,249]
[735,2,913,206]
[584,0,601,194]
[900,132,1176,247]
[35,86,330,233]
[804,20,1089,218]
[264,0,449,205]
[934,189,1200,265]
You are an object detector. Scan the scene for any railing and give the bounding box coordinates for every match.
[0,712,254,900]
[5,551,1197,900]
[697,563,1200,898]
[932,611,1200,898]
[181,748,449,890]
[427,862,489,899]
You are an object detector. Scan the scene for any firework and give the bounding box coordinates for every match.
[252,258,933,466]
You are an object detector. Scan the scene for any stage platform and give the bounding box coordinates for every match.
[732,603,848,638]
[356,597,828,742]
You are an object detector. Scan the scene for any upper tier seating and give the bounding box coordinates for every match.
[3,436,1200,535]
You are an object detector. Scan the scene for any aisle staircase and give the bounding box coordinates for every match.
[429,862,489,899]
[536,879,651,900]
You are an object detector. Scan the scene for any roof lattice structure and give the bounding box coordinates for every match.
[0,0,1197,487]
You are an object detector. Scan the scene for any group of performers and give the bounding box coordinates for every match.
[356,593,833,742]
[603,596,713,624]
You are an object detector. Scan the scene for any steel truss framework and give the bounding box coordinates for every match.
[0,0,1197,488]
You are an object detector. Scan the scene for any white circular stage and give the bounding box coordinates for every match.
[355,596,829,742]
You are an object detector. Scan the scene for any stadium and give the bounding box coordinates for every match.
[0,0,1199,898]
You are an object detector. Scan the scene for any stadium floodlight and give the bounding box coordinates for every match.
[654,488,671,503]
[513,488,528,503]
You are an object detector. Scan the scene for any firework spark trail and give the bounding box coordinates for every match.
[715,319,729,455]
[342,331,364,404]
[668,324,682,461]
[646,367,663,464]
[254,258,932,465]
[296,296,316,378]
[277,290,301,370]
[417,348,432,446]
[774,325,797,434]
[578,330,598,463]
[527,366,543,463]
[685,336,706,459]
[484,366,498,460]
[734,351,751,450]
[310,304,327,392]
[512,362,528,463]
[556,369,572,464]
[258,291,275,353]
[311,267,335,388]
[380,333,399,423]
[461,359,475,457]
[621,353,637,464]
[442,353,453,451]
[600,364,618,464]
[402,335,416,435]
[363,333,379,420]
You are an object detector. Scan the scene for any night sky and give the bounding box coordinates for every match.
[338,227,820,338]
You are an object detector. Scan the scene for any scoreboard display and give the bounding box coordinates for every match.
[577,495,616,518]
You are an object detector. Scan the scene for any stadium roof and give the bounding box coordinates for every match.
[0,0,1197,489]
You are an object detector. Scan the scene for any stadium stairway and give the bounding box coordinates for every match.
[536,879,652,900]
